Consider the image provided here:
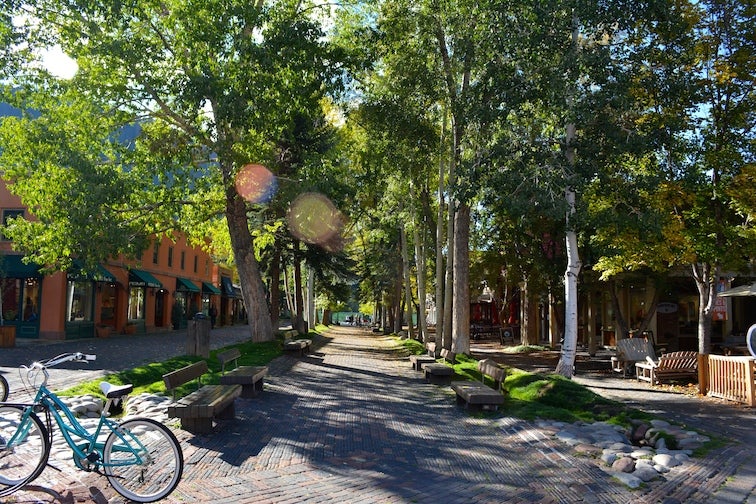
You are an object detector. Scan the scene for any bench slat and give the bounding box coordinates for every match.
[163,361,208,391]
[218,348,242,374]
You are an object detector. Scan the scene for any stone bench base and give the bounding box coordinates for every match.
[423,363,454,385]
[166,384,241,434]
[450,381,505,411]
[409,354,436,371]
[284,339,312,356]
[220,366,268,398]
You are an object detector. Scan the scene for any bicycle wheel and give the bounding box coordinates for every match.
[0,375,7,402]
[0,405,50,497]
[103,418,183,503]
[747,323,756,358]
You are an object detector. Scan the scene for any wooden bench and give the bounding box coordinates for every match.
[217,348,268,398]
[422,349,456,385]
[635,351,699,385]
[450,359,506,411]
[163,360,241,434]
[409,342,437,370]
[611,338,656,377]
[284,338,312,356]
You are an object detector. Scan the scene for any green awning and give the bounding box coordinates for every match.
[0,255,41,278]
[221,276,235,296]
[202,281,221,295]
[68,260,117,282]
[129,269,162,289]
[176,277,200,293]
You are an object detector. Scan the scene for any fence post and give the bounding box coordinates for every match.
[747,359,756,407]
[698,353,709,396]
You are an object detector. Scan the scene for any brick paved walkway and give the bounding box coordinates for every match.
[2,325,754,503]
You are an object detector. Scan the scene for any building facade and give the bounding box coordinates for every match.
[0,180,244,342]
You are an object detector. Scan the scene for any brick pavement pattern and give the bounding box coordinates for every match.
[2,325,754,503]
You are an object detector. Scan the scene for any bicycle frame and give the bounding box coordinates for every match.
[10,359,151,472]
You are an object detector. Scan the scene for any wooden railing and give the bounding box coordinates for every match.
[699,354,756,407]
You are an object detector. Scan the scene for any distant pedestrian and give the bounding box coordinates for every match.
[209,304,218,329]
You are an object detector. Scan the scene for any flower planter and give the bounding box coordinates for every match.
[0,325,16,348]
[124,324,137,335]
[96,326,111,338]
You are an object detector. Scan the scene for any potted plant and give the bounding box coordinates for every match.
[96,324,111,338]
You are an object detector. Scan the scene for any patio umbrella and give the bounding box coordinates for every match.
[718,283,756,297]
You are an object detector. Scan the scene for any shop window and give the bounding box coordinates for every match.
[100,283,116,325]
[128,287,146,320]
[66,280,94,321]
[22,279,40,321]
[1,278,20,321]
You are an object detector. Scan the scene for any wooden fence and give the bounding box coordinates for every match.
[698,354,756,407]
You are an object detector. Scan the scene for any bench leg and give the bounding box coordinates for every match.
[217,402,236,420]
[182,417,213,434]
[241,380,264,399]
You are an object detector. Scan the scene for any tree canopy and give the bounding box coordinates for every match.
[0,0,753,356]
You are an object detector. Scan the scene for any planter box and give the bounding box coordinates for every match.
[0,325,16,348]
[96,326,111,338]
[124,324,136,335]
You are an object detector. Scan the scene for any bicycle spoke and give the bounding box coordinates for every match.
[0,406,50,497]
[103,418,183,503]
[0,375,8,402]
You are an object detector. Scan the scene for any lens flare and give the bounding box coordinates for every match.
[287,192,345,252]
[235,164,277,204]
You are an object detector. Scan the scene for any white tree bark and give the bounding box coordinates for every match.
[555,16,582,376]
[556,186,581,377]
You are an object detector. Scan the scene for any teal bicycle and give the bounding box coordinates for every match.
[0,352,183,502]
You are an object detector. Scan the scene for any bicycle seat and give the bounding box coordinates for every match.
[100,381,134,399]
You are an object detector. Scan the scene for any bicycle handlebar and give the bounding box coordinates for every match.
[35,352,97,369]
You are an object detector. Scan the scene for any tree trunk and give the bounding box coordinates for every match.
[307,266,315,332]
[555,15,582,377]
[451,203,470,355]
[269,245,281,332]
[393,253,403,334]
[609,281,629,340]
[400,224,414,339]
[413,224,429,343]
[556,187,581,377]
[283,261,294,319]
[224,184,273,342]
[435,117,448,350]
[442,200,454,352]
[520,280,538,346]
[292,242,305,335]
[693,262,716,354]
